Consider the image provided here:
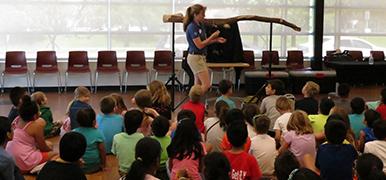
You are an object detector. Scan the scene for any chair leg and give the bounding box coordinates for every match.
[94,72,98,93]
[26,72,31,94]
[32,72,36,92]
[1,72,5,94]
[210,70,214,92]
[89,71,93,93]
[118,72,122,93]
[155,71,158,81]
[64,72,68,92]
[57,72,61,93]
[124,72,128,93]
[146,71,150,85]
[182,72,186,85]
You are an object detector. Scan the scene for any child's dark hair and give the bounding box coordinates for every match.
[124,110,143,135]
[325,119,347,144]
[381,88,386,104]
[76,108,96,127]
[0,116,11,145]
[100,96,116,114]
[320,97,335,115]
[218,79,233,95]
[215,100,229,129]
[19,95,39,122]
[151,116,170,137]
[351,97,365,115]
[267,79,285,95]
[224,108,244,129]
[253,115,270,134]
[9,86,27,107]
[356,153,385,180]
[364,110,381,128]
[60,132,87,162]
[338,83,350,98]
[274,150,300,180]
[242,103,259,128]
[227,122,248,148]
[126,137,161,180]
[203,152,231,180]
[134,89,152,109]
[177,109,196,123]
[373,120,386,140]
[289,168,321,180]
[167,118,203,161]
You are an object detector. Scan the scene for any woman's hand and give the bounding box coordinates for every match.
[216,37,226,43]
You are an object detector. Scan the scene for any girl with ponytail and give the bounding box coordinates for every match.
[6,95,56,173]
[184,4,227,94]
[125,137,162,180]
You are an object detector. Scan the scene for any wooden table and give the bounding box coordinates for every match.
[206,62,250,68]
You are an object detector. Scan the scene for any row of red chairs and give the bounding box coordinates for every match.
[2,50,177,93]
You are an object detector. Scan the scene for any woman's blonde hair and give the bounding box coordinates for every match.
[287,110,313,135]
[31,91,47,106]
[303,81,320,97]
[183,4,206,32]
[148,80,171,106]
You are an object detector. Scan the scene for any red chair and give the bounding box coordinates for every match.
[262,50,280,66]
[237,50,256,91]
[33,51,61,93]
[152,50,173,80]
[370,51,385,61]
[286,50,304,69]
[348,50,363,61]
[2,51,30,93]
[65,51,93,92]
[95,51,122,93]
[124,51,149,92]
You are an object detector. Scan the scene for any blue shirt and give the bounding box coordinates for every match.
[96,114,124,153]
[186,21,207,54]
[348,113,365,139]
[216,95,236,109]
[0,148,23,180]
[363,127,376,143]
[73,127,105,173]
[316,143,357,180]
[69,100,93,129]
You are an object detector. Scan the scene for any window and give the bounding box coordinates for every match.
[1,0,314,59]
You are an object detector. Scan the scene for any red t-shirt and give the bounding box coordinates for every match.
[376,104,386,121]
[181,100,206,133]
[221,134,251,152]
[224,151,262,180]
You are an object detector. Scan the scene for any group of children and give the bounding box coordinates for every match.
[1,78,386,180]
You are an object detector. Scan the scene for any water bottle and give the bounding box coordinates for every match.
[369,54,374,65]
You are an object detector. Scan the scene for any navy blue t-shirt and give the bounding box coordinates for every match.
[69,100,92,129]
[316,143,357,180]
[186,21,207,54]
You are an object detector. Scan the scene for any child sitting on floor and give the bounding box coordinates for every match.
[216,79,236,109]
[68,86,93,130]
[181,85,206,134]
[7,87,27,124]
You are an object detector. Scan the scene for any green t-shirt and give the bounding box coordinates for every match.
[308,114,328,133]
[40,106,53,136]
[151,136,171,168]
[112,132,144,173]
[73,127,105,173]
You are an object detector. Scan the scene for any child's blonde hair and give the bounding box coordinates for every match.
[303,81,320,97]
[275,96,294,111]
[31,91,47,106]
[148,80,171,106]
[74,86,91,99]
[287,110,313,135]
[134,89,152,109]
[189,85,202,103]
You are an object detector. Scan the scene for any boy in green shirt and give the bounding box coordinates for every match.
[151,116,171,180]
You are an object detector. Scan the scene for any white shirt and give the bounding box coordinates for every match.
[247,122,258,139]
[204,117,225,152]
[249,134,278,175]
[364,140,386,173]
[273,112,292,133]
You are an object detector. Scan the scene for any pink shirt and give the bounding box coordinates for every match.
[170,143,206,180]
[6,117,43,171]
[283,130,316,163]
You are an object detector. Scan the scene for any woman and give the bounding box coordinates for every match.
[184,4,226,93]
